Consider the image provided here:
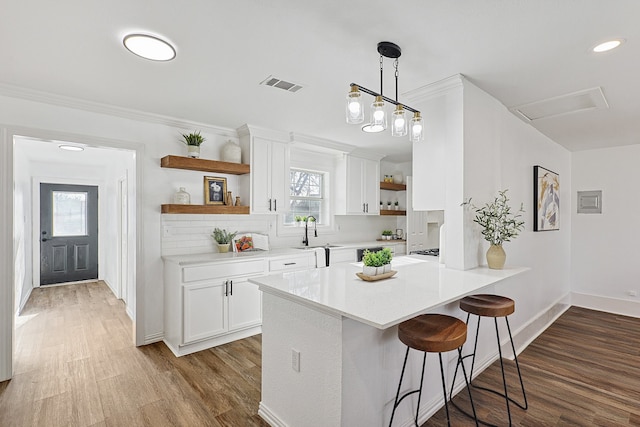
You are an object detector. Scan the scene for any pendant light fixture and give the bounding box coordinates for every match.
[346,42,423,142]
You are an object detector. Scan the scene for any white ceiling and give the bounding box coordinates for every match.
[2,1,639,162]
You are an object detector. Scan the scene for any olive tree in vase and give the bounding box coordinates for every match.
[464,190,524,269]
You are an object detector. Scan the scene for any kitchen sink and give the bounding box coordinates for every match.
[294,244,342,250]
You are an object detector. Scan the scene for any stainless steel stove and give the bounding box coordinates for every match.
[410,248,439,256]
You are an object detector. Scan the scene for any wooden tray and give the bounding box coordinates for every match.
[356,270,397,282]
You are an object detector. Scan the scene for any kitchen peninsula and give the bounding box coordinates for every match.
[250,257,528,427]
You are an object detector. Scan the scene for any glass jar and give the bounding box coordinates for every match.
[174,187,190,204]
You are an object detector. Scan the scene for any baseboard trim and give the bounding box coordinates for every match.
[18,286,33,315]
[258,402,288,427]
[144,332,164,345]
[571,292,640,318]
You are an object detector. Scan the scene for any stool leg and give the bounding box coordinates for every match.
[458,347,479,427]
[415,352,428,426]
[389,346,410,427]
[494,317,513,426]
[438,353,452,427]
[505,316,528,410]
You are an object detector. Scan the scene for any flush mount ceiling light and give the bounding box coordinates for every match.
[346,42,423,142]
[58,144,84,152]
[123,33,176,61]
[592,39,624,53]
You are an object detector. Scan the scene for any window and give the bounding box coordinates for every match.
[52,191,88,236]
[286,168,325,225]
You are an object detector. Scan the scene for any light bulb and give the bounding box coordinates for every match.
[374,110,385,120]
[410,111,424,142]
[370,96,386,129]
[346,86,364,124]
[391,105,407,137]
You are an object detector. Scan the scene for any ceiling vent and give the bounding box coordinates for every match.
[260,75,303,93]
[510,87,609,122]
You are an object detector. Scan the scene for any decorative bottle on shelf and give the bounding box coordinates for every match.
[174,187,190,205]
[221,140,242,164]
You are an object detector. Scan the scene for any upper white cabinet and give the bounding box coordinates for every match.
[238,125,290,215]
[336,154,380,215]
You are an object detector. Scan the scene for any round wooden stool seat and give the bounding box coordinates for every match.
[460,294,515,317]
[398,314,467,353]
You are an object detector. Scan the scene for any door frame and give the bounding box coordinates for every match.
[0,125,146,382]
[32,178,104,288]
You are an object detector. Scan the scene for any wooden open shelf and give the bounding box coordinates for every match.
[376,238,406,242]
[161,155,250,175]
[380,210,406,216]
[380,182,406,191]
[161,204,250,215]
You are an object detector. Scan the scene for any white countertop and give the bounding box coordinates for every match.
[162,240,406,266]
[250,256,529,329]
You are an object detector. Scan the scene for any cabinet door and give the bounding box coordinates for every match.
[269,140,290,213]
[183,281,227,344]
[345,156,365,214]
[251,137,272,214]
[362,158,380,215]
[228,278,262,332]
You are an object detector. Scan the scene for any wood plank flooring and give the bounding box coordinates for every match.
[424,306,640,426]
[0,282,267,427]
[1,282,638,426]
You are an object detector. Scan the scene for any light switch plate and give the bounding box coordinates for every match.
[577,190,602,214]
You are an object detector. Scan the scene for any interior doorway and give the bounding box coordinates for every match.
[39,183,99,285]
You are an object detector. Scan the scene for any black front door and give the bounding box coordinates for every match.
[40,183,98,285]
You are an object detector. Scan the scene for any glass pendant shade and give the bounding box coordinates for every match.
[370,96,387,130]
[391,105,407,137]
[346,86,364,124]
[410,111,424,142]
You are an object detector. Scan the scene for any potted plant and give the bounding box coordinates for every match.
[382,230,393,240]
[464,189,524,269]
[181,131,205,158]
[212,227,237,253]
[294,215,303,227]
[380,200,383,210]
[387,201,392,210]
[362,248,393,276]
[394,201,399,211]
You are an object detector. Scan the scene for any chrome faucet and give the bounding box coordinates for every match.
[302,216,317,246]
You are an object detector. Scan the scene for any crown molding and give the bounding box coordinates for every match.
[0,83,238,137]
[403,74,465,104]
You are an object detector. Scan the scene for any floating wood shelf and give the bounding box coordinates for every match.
[376,239,406,242]
[161,204,250,215]
[379,210,406,216]
[380,182,406,191]
[161,155,250,175]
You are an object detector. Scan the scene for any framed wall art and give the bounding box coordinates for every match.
[204,176,227,205]
[533,165,560,231]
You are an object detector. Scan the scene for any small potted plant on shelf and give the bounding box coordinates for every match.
[463,189,525,270]
[387,200,392,210]
[382,230,393,240]
[181,131,205,158]
[380,200,383,210]
[394,201,399,210]
[212,227,237,253]
[294,215,303,227]
[362,248,393,276]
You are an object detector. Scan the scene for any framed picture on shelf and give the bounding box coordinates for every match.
[533,165,560,231]
[204,176,227,205]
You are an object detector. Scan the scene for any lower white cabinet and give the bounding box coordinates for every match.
[164,258,266,357]
[269,252,316,272]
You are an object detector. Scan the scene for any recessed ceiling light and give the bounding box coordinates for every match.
[58,144,84,152]
[123,33,176,61]
[592,39,624,53]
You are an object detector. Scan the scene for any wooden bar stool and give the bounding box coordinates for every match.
[389,314,478,427]
[451,294,528,426]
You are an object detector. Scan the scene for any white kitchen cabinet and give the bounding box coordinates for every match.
[164,257,266,356]
[238,125,290,215]
[336,154,380,215]
[269,252,316,272]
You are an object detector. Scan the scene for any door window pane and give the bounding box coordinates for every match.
[52,191,88,236]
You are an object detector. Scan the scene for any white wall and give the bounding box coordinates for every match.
[572,145,640,313]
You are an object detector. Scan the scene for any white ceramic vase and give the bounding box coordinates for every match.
[187,145,200,158]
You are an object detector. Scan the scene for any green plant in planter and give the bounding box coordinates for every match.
[362,247,393,267]
[294,215,303,222]
[464,190,524,245]
[181,131,206,146]
[212,227,237,244]
[382,230,393,237]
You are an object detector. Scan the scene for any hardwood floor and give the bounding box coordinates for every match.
[424,306,640,426]
[1,282,638,426]
[0,282,267,427]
